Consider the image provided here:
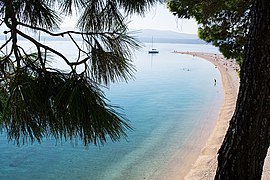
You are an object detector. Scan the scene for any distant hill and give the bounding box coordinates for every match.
[130,29,206,44]
[0,28,206,44]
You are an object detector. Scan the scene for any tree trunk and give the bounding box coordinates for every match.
[215,0,270,179]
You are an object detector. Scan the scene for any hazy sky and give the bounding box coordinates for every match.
[62,3,198,35]
[128,3,198,34]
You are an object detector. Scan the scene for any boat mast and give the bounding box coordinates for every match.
[151,36,153,49]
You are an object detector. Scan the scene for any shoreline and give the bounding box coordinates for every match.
[175,51,270,179]
[176,52,240,179]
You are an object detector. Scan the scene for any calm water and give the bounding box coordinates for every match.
[0,43,223,180]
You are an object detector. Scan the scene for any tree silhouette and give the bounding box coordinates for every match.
[0,0,161,146]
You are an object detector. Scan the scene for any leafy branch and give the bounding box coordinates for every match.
[0,0,159,146]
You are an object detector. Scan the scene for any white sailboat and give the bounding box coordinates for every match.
[148,37,159,54]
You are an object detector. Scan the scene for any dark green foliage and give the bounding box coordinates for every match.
[0,0,160,146]
[168,0,251,65]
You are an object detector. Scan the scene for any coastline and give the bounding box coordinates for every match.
[175,52,270,179]
[176,52,239,179]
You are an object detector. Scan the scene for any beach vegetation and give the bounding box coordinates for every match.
[0,0,161,146]
[168,0,270,179]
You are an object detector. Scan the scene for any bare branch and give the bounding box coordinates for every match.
[0,36,12,51]
[68,33,88,55]
[15,29,74,68]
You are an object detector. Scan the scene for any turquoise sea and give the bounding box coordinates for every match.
[0,42,223,180]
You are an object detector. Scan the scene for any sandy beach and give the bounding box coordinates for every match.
[175,52,239,179]
[173,52,270,180]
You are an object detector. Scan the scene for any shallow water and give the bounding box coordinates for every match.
[0,43,223,180]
